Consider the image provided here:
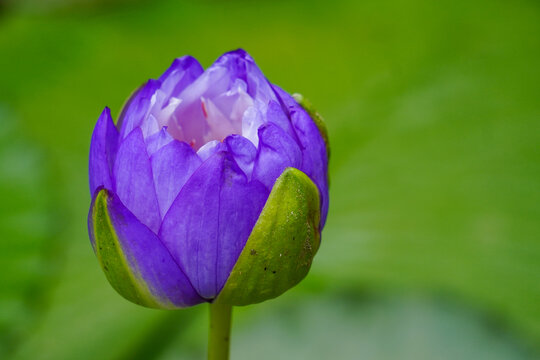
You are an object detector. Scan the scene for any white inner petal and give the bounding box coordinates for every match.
[150,78,262,151]
[241,106,264,147]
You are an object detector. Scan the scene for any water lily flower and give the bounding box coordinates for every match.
[88,49,329,309]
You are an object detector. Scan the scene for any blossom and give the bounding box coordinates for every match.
[88,49,329,308]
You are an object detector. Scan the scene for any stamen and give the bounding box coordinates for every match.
[201,99,208,118]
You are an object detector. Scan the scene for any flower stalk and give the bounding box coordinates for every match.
[208,302,232,360]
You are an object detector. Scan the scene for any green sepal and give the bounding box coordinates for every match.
[216,168,321,306]
[90,189,161,308]
[292,93,330,160]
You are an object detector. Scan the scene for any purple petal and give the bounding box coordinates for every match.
[271,84,300,110]
[117,59,203,142]
[225,134,257,178]
[117,80,161,140]
[139,114,160,138]
[265,99,298,140]
[196,140,227,162]
[214,49,276,103]
[159,151,269,299]
[272,85,329,227]
[145,127,174,156]
[290,107,329,227]
[200,97,238,143]
[252,123,303,190]
[104,190,204,307]
[210,78,251,120]
[150,140,202,219]
[89,107,118,195]
[165,49,276,149]
[113,128,161,233]
[273,85,329,225]
[159,56,204,99]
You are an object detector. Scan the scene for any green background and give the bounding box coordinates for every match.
[0,0,539,359]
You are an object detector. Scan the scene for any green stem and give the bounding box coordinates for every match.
[208,302,232,360]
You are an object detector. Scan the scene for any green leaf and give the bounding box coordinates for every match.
[90,189,161,309]
[217,168,321,306]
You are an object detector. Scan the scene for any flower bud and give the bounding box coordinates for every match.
[88,49,329,308]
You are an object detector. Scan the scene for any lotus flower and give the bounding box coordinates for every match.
[88,49,329,309]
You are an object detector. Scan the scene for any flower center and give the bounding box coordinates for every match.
[156,79,259,151]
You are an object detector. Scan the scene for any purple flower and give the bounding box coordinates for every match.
[88,49,329,308]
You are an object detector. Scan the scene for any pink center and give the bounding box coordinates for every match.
[147,75,263,151]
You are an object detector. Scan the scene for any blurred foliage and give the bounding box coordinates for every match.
[0,107,60,358]
[230,294,535,360]
[2,0,144,15]
[0,0,538,359]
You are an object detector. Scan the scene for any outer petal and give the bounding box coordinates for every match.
[89,107,118,194]
[216,168,320,305]
[225,134,257,179]
[159,151,269,299]
[117,58,203,141]
[290,106,329,227]
[145,127,174,156]
[271,84,297,109]
[252,123,303,190]
[273,85,329,227]
[117,80,160,140]
[150,139,202,219]
[292,93,330,158]
[215,49,276,103]
[159,56,204,99]
[196,139,227,162]
[113,128,161,233]
[265,100,298,140]
[88,188,204,308]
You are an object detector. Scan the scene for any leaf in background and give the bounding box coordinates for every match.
[230,293,537,360]
[0,106,59,358]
